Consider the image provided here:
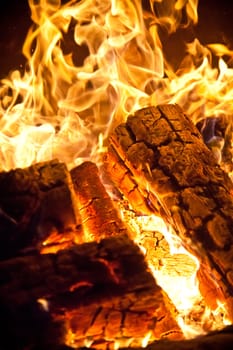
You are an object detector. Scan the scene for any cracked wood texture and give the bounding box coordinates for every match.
[70,162,129,242]
[105,150,156,215]
[0,159,80,259]
[106,104,233,320]
[0,234,181,349]
[80,326,233,350]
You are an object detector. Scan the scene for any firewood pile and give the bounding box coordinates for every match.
[0,104,233,350]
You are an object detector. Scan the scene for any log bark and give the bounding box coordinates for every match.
[70,162,129,242]
[106,104,233,320]
[0,159,81,258]
[0,234,181,349]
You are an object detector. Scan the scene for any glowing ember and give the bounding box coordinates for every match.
[0,0,232,347]
[37,297,50,312]
[120,206,231,340]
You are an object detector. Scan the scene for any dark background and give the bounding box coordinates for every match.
[0,0,233,78]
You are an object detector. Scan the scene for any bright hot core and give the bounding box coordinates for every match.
[0,0,232,347]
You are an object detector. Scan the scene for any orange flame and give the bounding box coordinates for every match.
[120,206,231,341]
[0,0,202,171]
[0,0,232,344]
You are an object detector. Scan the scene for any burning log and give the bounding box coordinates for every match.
[0,159,81,258]
[105,150,156,215]
[105,103,233,320]
[70,162,129,242]
[80,326,233,350]
[0,234,181,349]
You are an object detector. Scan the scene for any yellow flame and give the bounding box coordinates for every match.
[0,0,232,344]
[0,0,206,172]
[121,205,230,338]
[1,1,232,170]
[37,298,49,312]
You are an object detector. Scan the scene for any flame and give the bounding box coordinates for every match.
[0,0,200,172]
[120,206,231,339]
[0,0,233,345]
[0,0,232,171]
[37,297,50,312]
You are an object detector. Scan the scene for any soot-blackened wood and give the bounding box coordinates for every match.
[0,234,181,348]
[107,104,233,320]
[70,162,129,242]
[0,159,80,259]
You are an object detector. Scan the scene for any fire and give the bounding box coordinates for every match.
[0,0,232,171]
[0,0,232,347]
[0,0,199,171]
[120,206,231,341]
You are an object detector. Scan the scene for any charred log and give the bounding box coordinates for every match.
[70,162,129,242]
[0,159,80,259]
[0,234,181,349]
[106,104,233,320]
